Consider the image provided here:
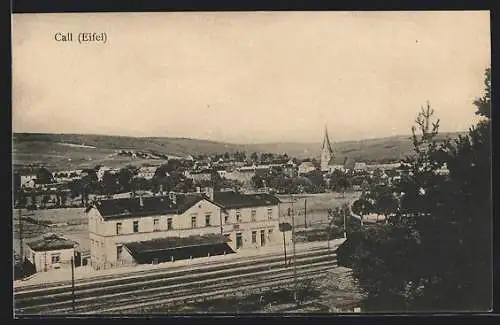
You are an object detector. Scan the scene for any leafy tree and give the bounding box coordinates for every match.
[251,174,265,189]
[82,168,98,183]
[13,173,21,191]
[61,190,69,207]
[17,191,27,208]
[233,151,247,162]
[132,177,151,192]
[303,170,325,193]
[118,167,135,192]
[102,171,119,196]
[250,152,259,163]
[339,67,492,312]
[330,203,351,230]
[36,167,54,184]
[329,169,351,196]
[367,184,399,223]
[351,197,373,226]
[473,67,491,119]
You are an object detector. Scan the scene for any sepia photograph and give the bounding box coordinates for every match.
[11,11,492,316]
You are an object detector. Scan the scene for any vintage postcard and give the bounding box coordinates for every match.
[12,11,492,316]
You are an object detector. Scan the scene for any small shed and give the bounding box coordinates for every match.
[24,234,78,272]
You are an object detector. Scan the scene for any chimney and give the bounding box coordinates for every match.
[169,191,177,204]
[204,187,214,201]
[139,196,144,208]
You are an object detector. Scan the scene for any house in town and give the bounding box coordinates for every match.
[96,166,112,182]
[86,188,289,269]
[23,234,78,273]
[325,164,345,174]
[298,161,316,175]
[137,166,157,180]
[223,170,255,187]
[353,162,368,173]
[19,172,37,188]
[435,162,450,176]
[187,169,213,183]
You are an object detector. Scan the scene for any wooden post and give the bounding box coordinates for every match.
[282,224,287,267]
[18,209,23,261]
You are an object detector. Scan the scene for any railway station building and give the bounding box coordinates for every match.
[86,189,291,270]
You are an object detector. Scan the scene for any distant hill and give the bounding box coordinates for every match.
[12,132,465,171]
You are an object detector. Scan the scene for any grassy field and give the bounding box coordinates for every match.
[13,208,89,254]
[277,192,361,228]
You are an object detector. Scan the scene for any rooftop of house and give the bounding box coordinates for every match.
[354,162,367,170]
[213,191,281,209]
[138,166,157,172]
[89,193,210,220]
[192,169,213,174]
[26,234,78,252]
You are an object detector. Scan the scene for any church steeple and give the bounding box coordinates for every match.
[322,126,332,152]
[320,125,334,172]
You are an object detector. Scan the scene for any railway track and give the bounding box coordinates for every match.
[101,269,328,314]
[16,247,338,315]
[15,244,332,295]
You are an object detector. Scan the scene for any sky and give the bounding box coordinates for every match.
[12,11,490,144]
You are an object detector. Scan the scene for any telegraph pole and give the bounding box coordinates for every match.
[282,225,287,267]
[304,199,307,229]
[279,202,287,267]
[290,194,298,306]
[71,256,76,312]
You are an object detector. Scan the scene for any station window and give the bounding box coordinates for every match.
[116,222,123,235]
